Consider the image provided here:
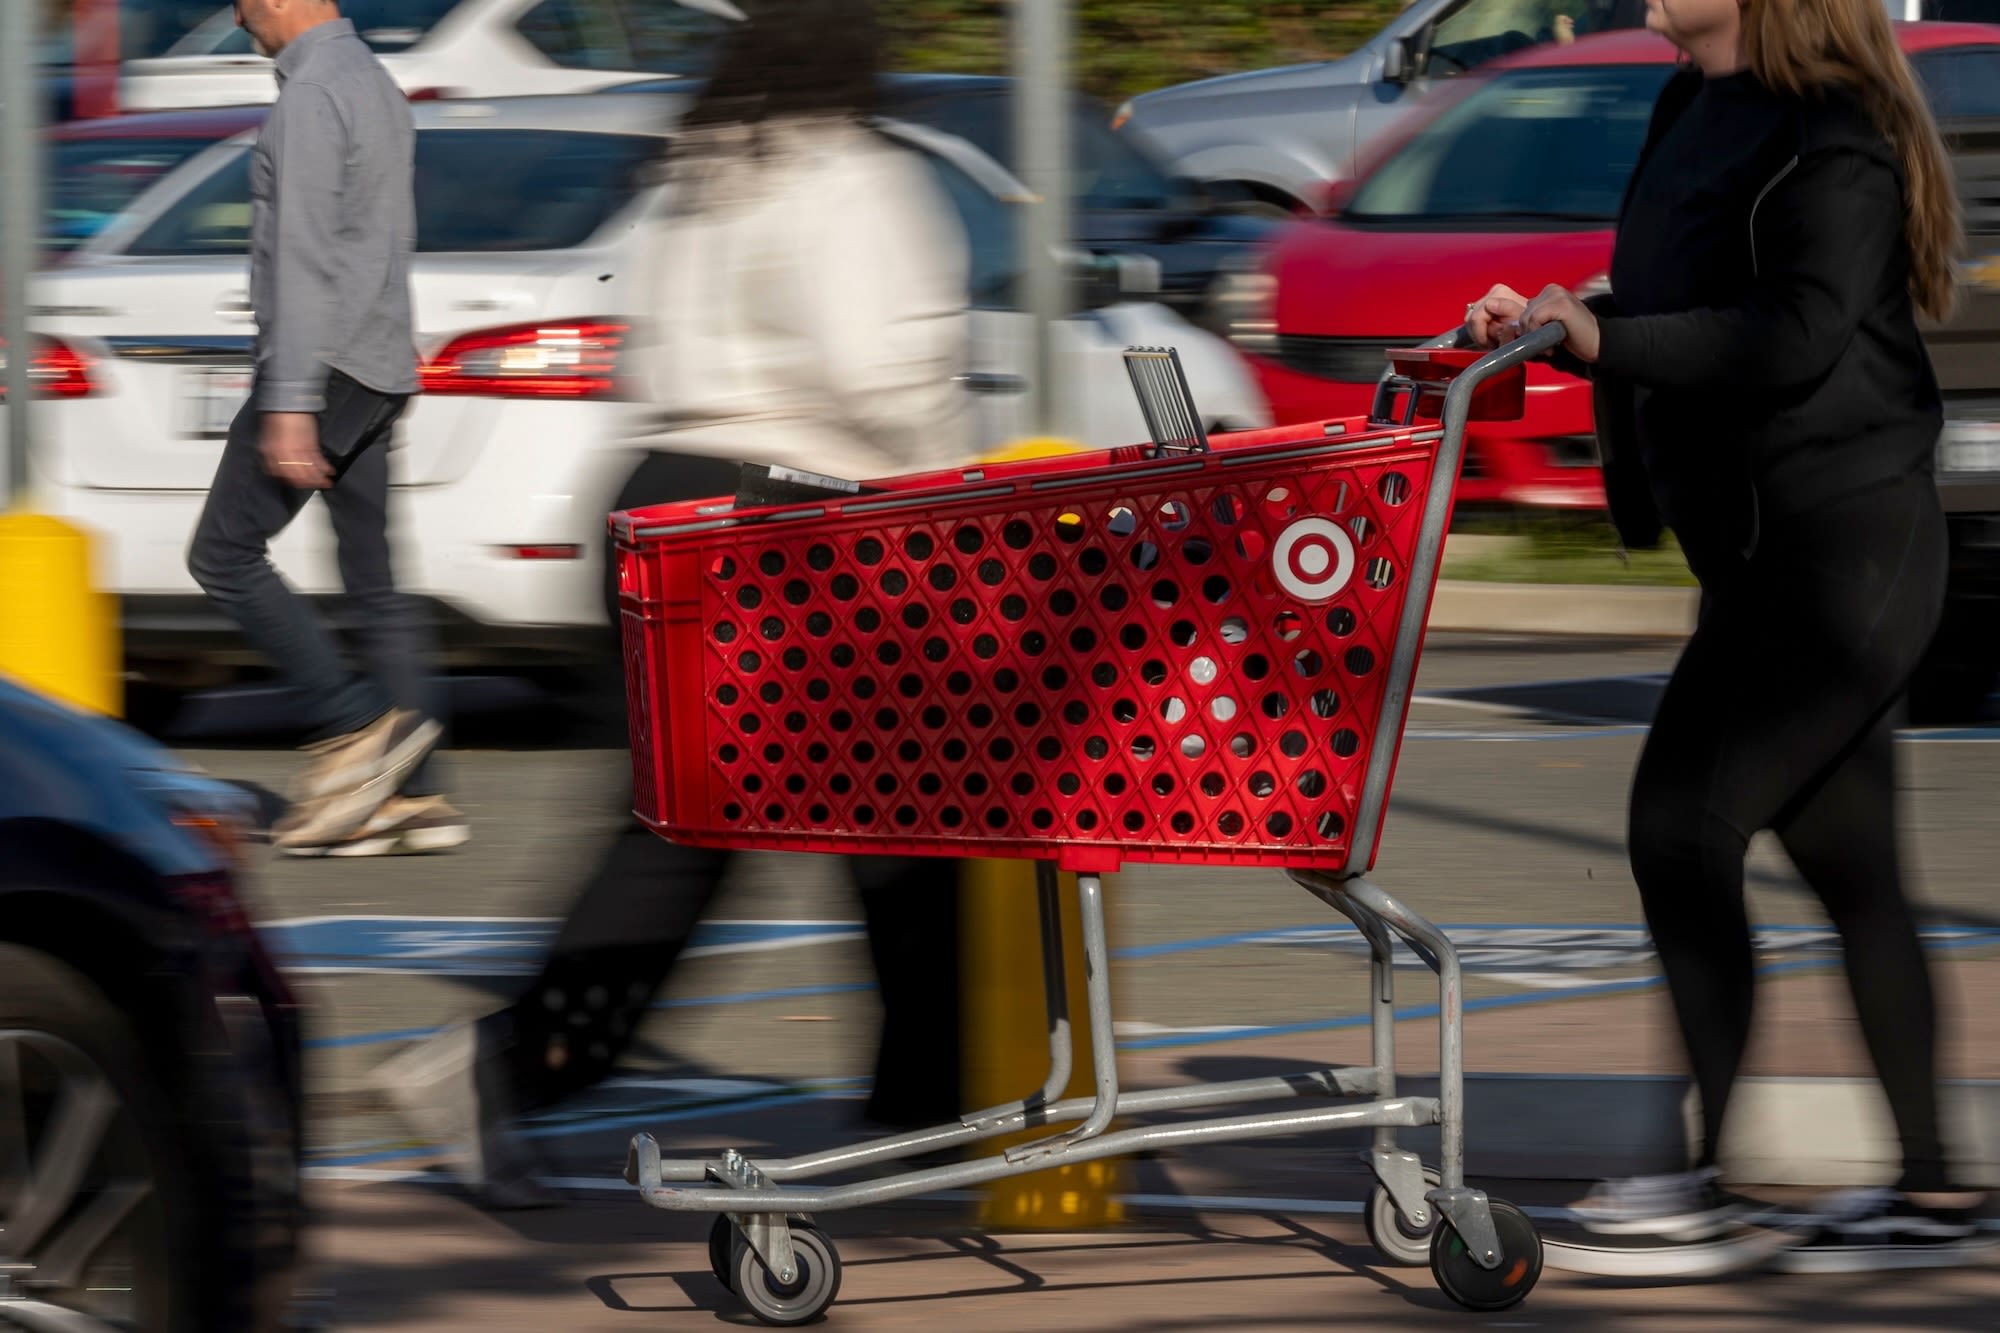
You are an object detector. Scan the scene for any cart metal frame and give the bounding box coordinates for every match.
[623,323,1565,1311]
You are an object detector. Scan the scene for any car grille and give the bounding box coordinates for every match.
[1274,335,1421,383]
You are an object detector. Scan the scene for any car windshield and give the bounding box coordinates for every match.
[47,135,223,251]
[1344,65,1673,225]
[168,0,461,56]
[1919,1,2000,18]
[123,128,660,256]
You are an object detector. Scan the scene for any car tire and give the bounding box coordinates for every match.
[0,942,219,1331]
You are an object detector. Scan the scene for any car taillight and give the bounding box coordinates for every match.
[0,335,98,399]
[419,320,628,399]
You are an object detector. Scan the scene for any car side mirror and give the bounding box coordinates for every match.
[1383,36,1414,85]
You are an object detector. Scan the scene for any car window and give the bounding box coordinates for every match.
[125,145,252,255]
[166,1,458,56]
[341,0,462,53]
[893,90,1177,211]
[1914,48,2000,121]
[47,135,220,252]
[517,0,634,70]
[415,130,658,250]
[119,1,227,59]
[622,1,732,76]
[914,151,1015,309]
[1920,0,2000,18]
[125,130,660,256]
[1345,65,1672,224]
[1426,0,1646,77]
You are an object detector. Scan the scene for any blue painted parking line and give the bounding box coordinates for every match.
[290,919,2000,1053]
[261,915,862,976]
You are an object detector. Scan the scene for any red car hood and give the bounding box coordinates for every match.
[1269,222,1615,338]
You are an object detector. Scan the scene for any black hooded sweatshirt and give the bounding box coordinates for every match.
[1580,66,1943,574]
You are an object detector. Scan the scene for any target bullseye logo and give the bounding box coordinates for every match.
[1272,517,1356,603]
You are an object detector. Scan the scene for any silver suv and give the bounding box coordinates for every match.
[1112,0,1646,215]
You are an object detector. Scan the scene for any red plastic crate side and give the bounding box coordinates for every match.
[617,540,667,825]
[654,543,712,831]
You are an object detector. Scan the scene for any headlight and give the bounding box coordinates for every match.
[1111,99,1135,132]
[1208,270,1278,354]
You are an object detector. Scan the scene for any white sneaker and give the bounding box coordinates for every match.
[1774,1188,1995,1273]
[374,1018,560,1211]
[1570,1167,1758,1241]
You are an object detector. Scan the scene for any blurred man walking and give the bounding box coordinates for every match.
[188,0,465,856]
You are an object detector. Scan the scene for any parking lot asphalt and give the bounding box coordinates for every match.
[151,633,2000,1328]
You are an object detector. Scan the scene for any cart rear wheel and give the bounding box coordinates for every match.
[1365,1165,1441,1266]
[707,1215,739,1292]
[733,1221,842,1327]
[1429,1199,1541,1312]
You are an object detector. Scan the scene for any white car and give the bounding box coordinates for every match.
[118,0,740,111]
[22,93,1271,676]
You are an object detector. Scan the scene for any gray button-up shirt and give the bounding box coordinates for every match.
[250,18,417,413]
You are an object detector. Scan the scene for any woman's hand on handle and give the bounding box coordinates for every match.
[1516,284,1598,362]
[1465,284,1528,350]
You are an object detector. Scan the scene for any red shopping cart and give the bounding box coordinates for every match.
[611,323,1567,1322]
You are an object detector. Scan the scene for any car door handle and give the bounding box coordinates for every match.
[214,293,255,322]
[954,371,1028,395]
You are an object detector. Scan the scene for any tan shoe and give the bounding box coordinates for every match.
[274,710,441,850]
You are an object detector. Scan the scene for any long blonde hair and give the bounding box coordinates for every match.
[1743,0,1961,319]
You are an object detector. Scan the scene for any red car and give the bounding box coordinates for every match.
[1226,22,2000,511]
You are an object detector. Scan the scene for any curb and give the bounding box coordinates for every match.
[1409,1073,2000,1186]
[1430,580,1698,638]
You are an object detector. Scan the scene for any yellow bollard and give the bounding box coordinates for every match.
[961,858,1128,1229]
[0,510,121,716]
[960,435,1127,1230]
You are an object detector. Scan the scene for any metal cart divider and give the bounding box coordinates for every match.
[611,323,1567,1323]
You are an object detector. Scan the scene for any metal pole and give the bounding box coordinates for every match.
[1012,0,1073,436]
[2,0,43,507]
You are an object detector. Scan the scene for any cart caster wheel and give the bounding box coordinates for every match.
[708,1214,740,1293]
[1430,1199,1541,1312]
[1365,1165,1441,1267]
[733,1221,842,1327]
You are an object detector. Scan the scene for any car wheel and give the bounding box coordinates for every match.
[0,943,212,1331]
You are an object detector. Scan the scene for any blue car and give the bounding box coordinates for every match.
[0,676,306,1331]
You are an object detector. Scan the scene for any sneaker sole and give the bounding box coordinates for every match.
[1544,1228,1798,1279]
[321,822,469,858]
[1771,1236,2000,1274]
[1573,1207,1759,1243]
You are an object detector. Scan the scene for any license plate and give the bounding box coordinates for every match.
[1938,420,2000,474]
[179,365,253,438]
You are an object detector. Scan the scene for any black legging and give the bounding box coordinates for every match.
[503,452,961,1131]
[1629,470,1950,1191]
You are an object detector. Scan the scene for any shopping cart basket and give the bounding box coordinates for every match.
[609,323,1566,1322]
